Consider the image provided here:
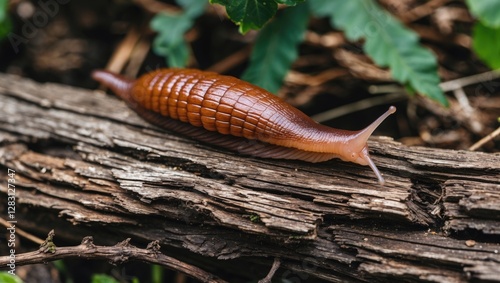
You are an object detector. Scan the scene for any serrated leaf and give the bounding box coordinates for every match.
[242,3,309,93]
[276,0,304,5]
[151,13,192,44]
[472,22,500,69]
[466,0,500,28]
[210,0,277,34]
[309,0,447,106]
[150,0,205,67]
[151,13,191,67]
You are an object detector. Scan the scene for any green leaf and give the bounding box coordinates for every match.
[0,273,23,283]
[0,0,11,39]
[276,0,305,5]
[210,0,277,34]
[0,0,7,22]
[151,13,191,67]
[151,14,193,43]
[0,16,11,39]
[466,0,500,28]
[242,3,309,93]
[309,0,447,106]
[465,0,500,69]
[151,264,163,283]
[150,0,206,67]
[177,0,207,18]
[472,22,500,69]
[91,274,119,283]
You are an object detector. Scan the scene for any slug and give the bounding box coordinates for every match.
[92,68,396,184]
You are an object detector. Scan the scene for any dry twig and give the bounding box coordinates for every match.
[469,126,500,151]
[0,218,44,245]
[0,232,228,283]
[258,258,282,283]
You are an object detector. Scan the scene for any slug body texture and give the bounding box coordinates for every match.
[92,68,396,184]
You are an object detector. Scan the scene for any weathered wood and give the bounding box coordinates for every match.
[0,73,499,282]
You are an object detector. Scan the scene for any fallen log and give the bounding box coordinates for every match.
[0,73,498,282]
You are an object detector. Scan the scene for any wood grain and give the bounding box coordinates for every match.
[0,73,499,282]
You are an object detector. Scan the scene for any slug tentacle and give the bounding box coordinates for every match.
[334,106,396,185]
[92,68,396,184]
[363,147,385,185]
[352,106,397,151]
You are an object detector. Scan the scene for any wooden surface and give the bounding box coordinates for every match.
[0,73,499,282]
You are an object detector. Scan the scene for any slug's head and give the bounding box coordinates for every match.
[340,106,396,185]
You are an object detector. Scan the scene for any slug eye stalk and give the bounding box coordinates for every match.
[364,147,385,185]
[347,106,396,184]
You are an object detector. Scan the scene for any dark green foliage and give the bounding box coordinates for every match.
[466,0,500,70]
[209,0,304,33]
[151,0,207,67]
[276,0,304,5]
[0,0,12,39]
[0,273,23,283]
[210,0,277,34]
[309,0,447,106]
[241,3,309,93]
[91,274,120,283]
[466,0,500,27]
[151,0,449,106]
[472,22,500,69]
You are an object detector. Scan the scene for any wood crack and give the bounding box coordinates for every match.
[0,73,499,282]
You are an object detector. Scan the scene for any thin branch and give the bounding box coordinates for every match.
[310,92,406,123]
[132,0,180,14]
[0,217,44,245]
[258,258,281,283]
[0,233,228,283]
[206,45,252,74]
[439,69,500,92]
[104,26,142,77]
[369,70,500,95]
[469,126,500,151]
[453,87,484,133]
[399,0,454,23]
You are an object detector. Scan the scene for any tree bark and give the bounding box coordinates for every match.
[0,73,499,282]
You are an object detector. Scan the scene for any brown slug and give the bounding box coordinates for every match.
[92,68,396,184]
